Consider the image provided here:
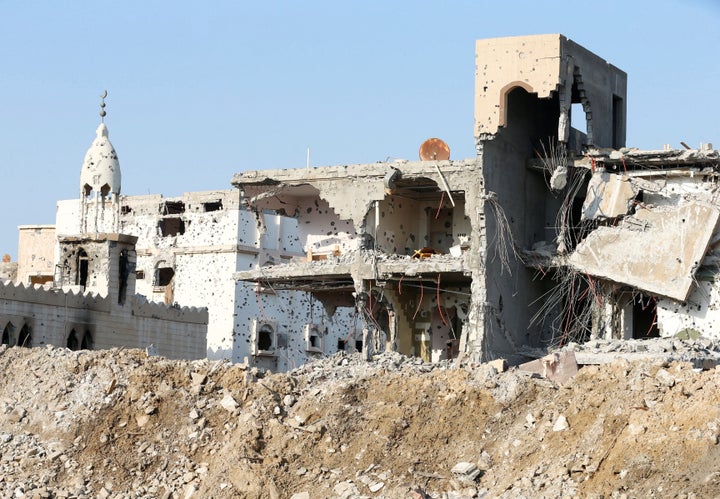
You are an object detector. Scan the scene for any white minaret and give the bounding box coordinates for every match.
[79,91,121,234]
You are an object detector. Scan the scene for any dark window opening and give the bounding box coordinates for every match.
[83,184,92,197]
[612,95,624,149]
[355,340,363,351]
[77,249,89,288]
[633,295,659,339]
[2,322,14,346]
[100,183,111,198]
[81,331,93,350]
[203,200,223,212]
[18,325,31,347]
[121,205,133,215]
[159,218,185,236]
[118,249,129,305]
[258,324,274,351]
[161,201,185,215]
[67,329,80,351]
[155,267,175,287]
[308,328,320,347]
[337,339,346,351]
[136,270,145,279]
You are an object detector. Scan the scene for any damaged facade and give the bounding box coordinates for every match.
[10,33,718,367]
[4,122,207,359]
[231,33,717,364]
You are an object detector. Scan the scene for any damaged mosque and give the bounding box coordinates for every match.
[2,34,718,371]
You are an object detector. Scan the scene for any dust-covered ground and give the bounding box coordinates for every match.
[1,343,719,498]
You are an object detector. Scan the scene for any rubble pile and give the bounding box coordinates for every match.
[2,342,720,498]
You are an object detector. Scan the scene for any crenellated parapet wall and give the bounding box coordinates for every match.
[0,280,110,312]
[0,279,207,359]
[132,294,207,324]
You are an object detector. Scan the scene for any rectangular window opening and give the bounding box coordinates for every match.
[203,200,223,212]
[161,201,186,215]
[158,218,185,237]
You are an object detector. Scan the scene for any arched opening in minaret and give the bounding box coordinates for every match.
[83,184,93,197]
[76,249,89,288]
[100,183,111,198]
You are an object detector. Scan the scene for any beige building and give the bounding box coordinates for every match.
[3,119,208,359]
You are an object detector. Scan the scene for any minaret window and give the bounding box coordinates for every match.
[118,249,129,305]
[76,249,89,288]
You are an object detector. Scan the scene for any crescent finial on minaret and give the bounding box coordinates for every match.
[100,90,108,122]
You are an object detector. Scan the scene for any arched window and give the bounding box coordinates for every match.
[155,264,175,287]
[81,330,93,350]
[67,329,80,350]
[18,324,31,348]
[2,322,15,346]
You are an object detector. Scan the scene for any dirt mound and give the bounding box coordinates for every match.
[1,344,720,498]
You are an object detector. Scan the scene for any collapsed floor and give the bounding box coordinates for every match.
[2,342,720,498]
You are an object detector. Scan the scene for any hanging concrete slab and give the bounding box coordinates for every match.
[581,171,637,220]
[569,202,720,301]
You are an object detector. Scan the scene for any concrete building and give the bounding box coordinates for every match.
[56,187,356,368]
[5,116,208,359]
[11,34,719,367]
[231,34,629,362]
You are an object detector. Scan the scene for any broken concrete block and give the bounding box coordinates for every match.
[553,415,569,432]
[581,171,636,220]
[518,350,578,385]
[655,368,676,387]
[220,393,238,412]
[135,414,150,428]
[550,165,568,190]
[369,482,384,492]
[569,202,720,302]
[488,358,506,372]
[451,461,481,481]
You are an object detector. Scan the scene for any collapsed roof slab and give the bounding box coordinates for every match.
[568,202,720,301]
[581,171,637,220]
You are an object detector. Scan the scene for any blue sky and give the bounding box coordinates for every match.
[1,0,718,259]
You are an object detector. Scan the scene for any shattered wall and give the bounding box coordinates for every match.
[567,149,720,341]
[475,34,627,148]
[56,188,357,366]
[233,159,482,364]
[474,34,629,357]
[16,225,55,285]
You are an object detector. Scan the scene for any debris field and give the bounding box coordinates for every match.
[1,343,720,498]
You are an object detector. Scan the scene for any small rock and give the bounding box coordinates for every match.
[553,415,569,432]
[451,461,481,481]
[136,414,150,428]
[369,482,384,492]
[220,393,238,412]
[290,493,310,499]
[655,368,676,387]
